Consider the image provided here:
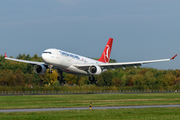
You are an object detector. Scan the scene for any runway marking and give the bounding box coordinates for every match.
[0,105,180,113]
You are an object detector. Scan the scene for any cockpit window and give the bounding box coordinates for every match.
[43,52,52,54]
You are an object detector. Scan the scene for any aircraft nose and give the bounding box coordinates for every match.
[42,53,48,63]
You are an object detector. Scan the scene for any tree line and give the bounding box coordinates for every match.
[0,54,180,90]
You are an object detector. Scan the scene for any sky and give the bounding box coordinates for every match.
[0,0,179,70]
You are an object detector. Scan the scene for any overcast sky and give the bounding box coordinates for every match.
[0,0,179,70]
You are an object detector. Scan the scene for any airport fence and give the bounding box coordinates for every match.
[0,89,179,95]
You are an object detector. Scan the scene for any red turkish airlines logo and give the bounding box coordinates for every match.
[104,45,110,63]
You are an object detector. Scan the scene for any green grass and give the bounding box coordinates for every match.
[0,93,180,109]
[0,107,180,120]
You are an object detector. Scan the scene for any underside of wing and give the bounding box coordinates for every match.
[74,54,177,71]
[73,64,93,71]
[73,62,142,71]
[5,57,46,66]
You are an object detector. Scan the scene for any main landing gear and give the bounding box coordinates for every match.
[89,76,97,85]
[57,69,66,85]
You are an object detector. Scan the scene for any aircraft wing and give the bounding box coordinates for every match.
[4,53,46,66]
[74,54,177,70]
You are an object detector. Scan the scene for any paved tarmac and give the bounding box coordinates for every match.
[0,105,180,113]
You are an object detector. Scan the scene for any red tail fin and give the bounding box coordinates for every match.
[98,38,113,63]
[4,53,7,57]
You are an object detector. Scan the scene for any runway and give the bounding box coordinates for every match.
[1,105,180,113]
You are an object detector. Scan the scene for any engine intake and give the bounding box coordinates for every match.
[89,65,102,75]
[34,65,47,75]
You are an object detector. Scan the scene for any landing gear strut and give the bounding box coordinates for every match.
[57,69,66,84]
[48,65,53,73]
[89,76,97,85]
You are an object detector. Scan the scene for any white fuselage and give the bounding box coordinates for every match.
[41,48,103,75]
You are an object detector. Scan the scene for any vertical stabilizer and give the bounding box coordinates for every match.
[4,53,7,57]
[98,38,113,63]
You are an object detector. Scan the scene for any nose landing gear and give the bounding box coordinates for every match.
[48,69,53,73]
[48,65,53,73]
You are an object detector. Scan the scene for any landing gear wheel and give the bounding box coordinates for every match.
[57,69,66,85]
[89,76,97,85]
[57,76,66,84]
[49,70,53,73]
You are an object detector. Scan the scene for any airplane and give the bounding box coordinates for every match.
[5,38,177,84]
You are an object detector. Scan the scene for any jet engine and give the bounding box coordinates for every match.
[89,65,102,75]
[34,65,47,75]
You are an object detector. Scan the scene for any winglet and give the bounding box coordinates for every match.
[171,54,177,60]
[4,53,7,58]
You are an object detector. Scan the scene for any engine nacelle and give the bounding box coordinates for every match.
[34,65,47,75]
[88,65,102,75]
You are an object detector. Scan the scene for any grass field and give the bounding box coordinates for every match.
[0,107,180,120]
[0,93,180,119]
[0,93,180,109]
